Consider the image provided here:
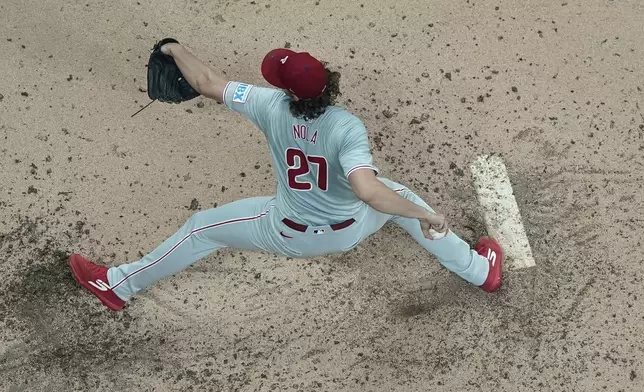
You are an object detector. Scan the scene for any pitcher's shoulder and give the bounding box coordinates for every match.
[324,106,366,127]
[326,105,360,117]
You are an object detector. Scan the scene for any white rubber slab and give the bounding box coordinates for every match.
[470,155,536,269]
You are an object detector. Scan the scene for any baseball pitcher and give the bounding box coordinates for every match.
[68,39,503,312]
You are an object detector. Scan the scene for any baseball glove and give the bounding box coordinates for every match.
[147,38,200,103]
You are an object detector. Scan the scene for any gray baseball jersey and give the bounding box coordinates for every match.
[224,81,378,225]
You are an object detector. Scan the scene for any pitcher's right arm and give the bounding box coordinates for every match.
[338,122,447,239]
[348,169,447,239]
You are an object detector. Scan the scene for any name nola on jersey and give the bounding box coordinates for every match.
[292,124,318,144]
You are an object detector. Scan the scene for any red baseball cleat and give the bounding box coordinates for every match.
[475,237,503,292]
[68,254,126,311]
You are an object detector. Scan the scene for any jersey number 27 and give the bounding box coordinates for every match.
[286,148,328,191]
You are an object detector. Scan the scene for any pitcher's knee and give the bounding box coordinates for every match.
[182,212,198,229]
[188,209,215,224]
[178,211,213,238]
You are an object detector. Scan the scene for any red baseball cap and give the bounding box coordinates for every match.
[261,49,327,99]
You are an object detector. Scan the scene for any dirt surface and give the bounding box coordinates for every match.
[1,0,643,391]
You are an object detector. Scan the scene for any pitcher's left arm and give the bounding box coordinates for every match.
[161,43,228,103]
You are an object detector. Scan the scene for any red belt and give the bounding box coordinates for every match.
[282,218,356,232]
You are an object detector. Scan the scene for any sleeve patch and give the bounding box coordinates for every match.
[232,83,254,103]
